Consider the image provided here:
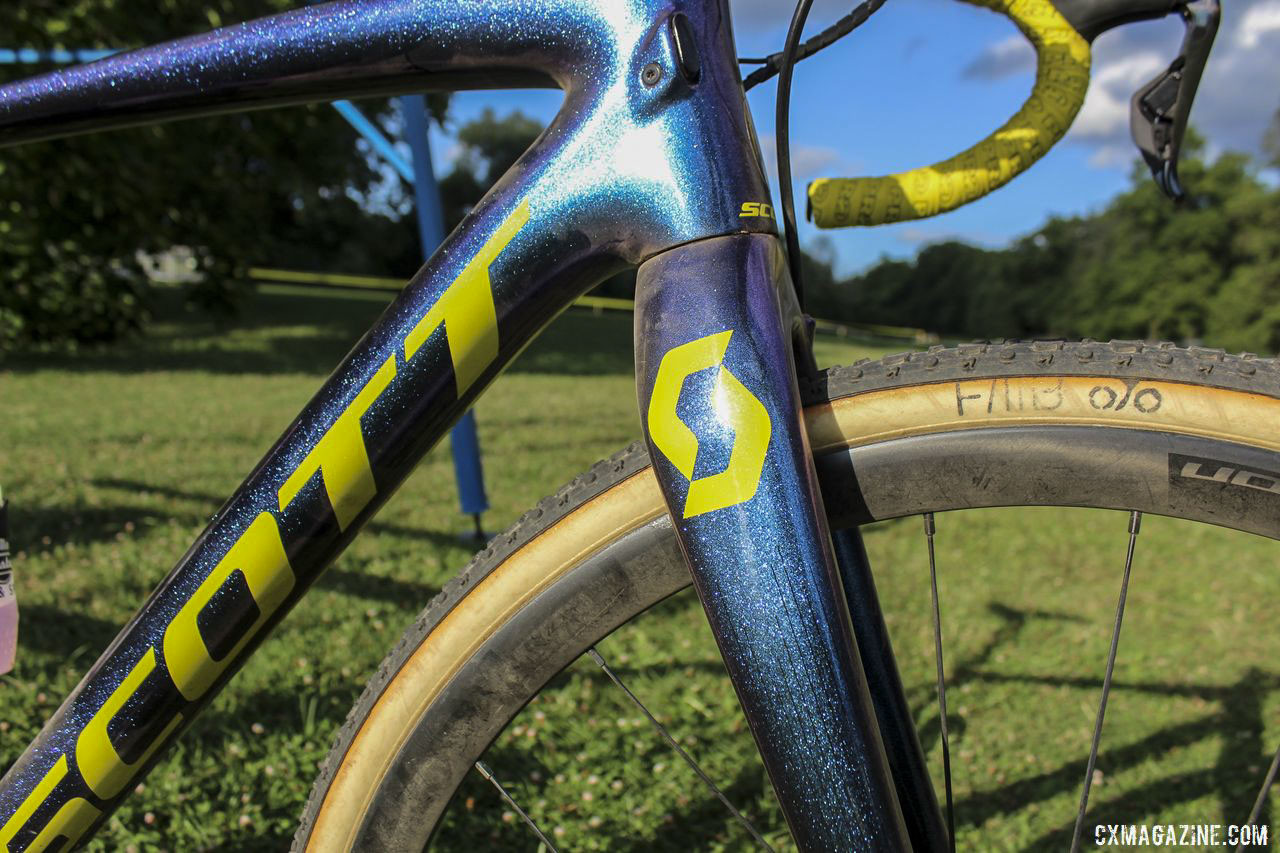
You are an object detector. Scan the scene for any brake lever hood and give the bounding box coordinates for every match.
[1129,0,1220,200]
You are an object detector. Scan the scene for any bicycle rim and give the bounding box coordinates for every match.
[295,341,1280,850]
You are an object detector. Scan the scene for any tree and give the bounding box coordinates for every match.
[437,107,544,232]
[1264,107,1280,169]
[1053,131,1278,346]
[0,1,396,349]
[1202,126,1280,353]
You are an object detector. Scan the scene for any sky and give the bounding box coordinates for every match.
[426,0,1280,277]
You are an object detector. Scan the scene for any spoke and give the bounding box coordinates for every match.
[1237,742,1280,852]
[1070,510,1142,853]
[586,646,776,851]
[924,513,956,853]
[474,759,560,852]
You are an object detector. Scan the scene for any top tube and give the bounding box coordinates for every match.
[0,0,777,262]
[4,0,696,147]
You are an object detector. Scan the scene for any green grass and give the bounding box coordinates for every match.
[1,288,1277,851]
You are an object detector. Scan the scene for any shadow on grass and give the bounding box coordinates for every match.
[16,590,1271,849]
[10,479,458,630]
[441,744,780,852]
[7,603,121,667]
[12,479,459,611]
[91,477,473,555]
[181,684,364,748]
[905,602,1279,848]
[8,503,180,554]
[1,290,387,376]
[526,598,1280,847]
[505,310,634,377]
[318,566,442,608]
[610,762,779,852]
[1,288,635,377]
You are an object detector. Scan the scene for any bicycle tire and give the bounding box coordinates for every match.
[294,339,1280,851]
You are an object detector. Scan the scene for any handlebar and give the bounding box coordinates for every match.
[808,0,1091,228]
[806,0,1219,225]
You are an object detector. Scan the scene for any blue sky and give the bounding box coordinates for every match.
[427,0,1280,277]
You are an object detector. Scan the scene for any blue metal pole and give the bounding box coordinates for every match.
[332,100,415,184]
[0,48,117,64]
[400,94,490,534]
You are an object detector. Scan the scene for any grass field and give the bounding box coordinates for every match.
[1,287,1277,851]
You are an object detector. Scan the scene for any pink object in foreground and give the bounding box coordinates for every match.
[0,496,14,675]
[0,598,15,676]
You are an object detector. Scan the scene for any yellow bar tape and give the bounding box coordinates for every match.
[808,0,1090,228]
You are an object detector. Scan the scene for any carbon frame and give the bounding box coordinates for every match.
[0,1,914,848]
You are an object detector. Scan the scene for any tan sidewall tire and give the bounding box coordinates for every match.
[299,342,1280,850]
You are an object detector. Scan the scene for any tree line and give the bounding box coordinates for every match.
[802,125,1280,354]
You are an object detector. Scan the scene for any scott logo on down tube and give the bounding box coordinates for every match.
[647,330,771,518]
[0,201,531,852]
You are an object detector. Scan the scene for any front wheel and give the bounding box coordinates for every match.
[294,340,1280,850]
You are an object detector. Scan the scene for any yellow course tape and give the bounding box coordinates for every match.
[249,267,403,290]
[808,0,1090,227]
[250,270,637,315]
[251,272,935,341]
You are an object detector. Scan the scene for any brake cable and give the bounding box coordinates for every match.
[740,0,888,91]
[775,0,815,308]
[763,0,888,310]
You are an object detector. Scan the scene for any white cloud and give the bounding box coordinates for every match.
[758,134,847,180]
[962,35,1035,79]
[1087,144,1136,168]
[1055,0,1280,168]
[1070,51,1166,141]
[1238,3,1280,48]
[952,0,1280,169]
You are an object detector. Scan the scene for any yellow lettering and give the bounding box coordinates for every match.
[404,200,531,395]
[22,796,99,853]
[0,756,100,853]
[738,202,773,218]
[75,649,182,799]
[163,512,294,701]
[277,354,396,530]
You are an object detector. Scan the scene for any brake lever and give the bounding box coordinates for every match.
[1129,0,1219,201]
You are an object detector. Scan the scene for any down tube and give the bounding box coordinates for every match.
[0,187,634,849]
[635,233,910,850]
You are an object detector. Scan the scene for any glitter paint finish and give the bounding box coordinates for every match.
[635,234,910,850]
[0,1,783,847]
[0,0,555,145]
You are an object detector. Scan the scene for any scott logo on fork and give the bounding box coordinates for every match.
[646,330,772,518]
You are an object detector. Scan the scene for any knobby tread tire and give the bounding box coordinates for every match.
[807,339,1278,403]
[294,340,1280,850]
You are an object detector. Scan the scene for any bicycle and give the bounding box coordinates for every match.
[2,0,1272,849]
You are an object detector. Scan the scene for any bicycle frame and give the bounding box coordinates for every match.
[1,1,911,848]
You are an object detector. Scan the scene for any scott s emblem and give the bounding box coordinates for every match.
[647,330,771,518]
